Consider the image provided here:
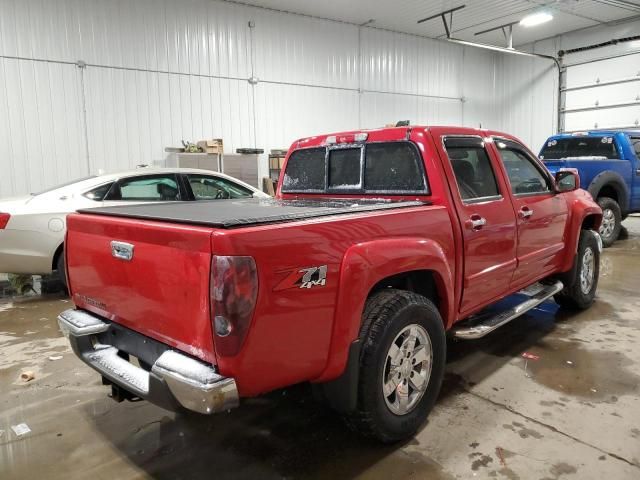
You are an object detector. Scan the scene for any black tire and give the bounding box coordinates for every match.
[56,249,68,291]
[597,197,621,247]
[346,289,446,443]
[555,230,599,310]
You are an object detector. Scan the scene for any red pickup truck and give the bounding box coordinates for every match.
[58,126,602,442]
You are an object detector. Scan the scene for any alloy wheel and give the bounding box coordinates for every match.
[382,324,433,415]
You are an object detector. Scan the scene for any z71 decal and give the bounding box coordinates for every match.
[274,265,328,291]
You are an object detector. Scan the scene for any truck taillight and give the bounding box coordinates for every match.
[211,256,258,356]
[325,132,368,145]
[0,213,10,229]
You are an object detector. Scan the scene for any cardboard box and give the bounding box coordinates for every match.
[197,139,224,155]
[269,156,286,169]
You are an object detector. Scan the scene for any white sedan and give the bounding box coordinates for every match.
[0,168,269,284]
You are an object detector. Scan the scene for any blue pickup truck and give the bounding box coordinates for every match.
[540,130,640,247]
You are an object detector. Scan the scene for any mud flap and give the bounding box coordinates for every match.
[315,340,361,414]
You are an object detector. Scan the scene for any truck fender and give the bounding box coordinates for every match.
[587,170,629,213]
[313,237,454,394]
[559,191,603,275]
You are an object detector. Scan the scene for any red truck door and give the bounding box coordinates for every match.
[438,135,518,316]
[491,138,568,288]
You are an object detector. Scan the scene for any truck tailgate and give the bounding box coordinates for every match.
[65,213,216,364]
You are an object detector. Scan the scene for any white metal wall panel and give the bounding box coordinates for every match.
[515,18,640,143]
[460,47,500,130]
[495,55,558,151]
[0,0,512,196]
[360,92,463,130]
[84,66,255,173]
[359,28,463,99]
[252,8,359,89]
[0,57,85,198]
[254,82,359,151]
[0,0,252,78]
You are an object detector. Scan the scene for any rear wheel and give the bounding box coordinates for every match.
[346,289,446,443]
[56,250,68,291]
[555,230,599,310]
[597,197,621,247]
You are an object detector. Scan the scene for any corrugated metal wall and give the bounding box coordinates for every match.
[499,17,640,153]
[0,0,505,197]
[494,54,559,152]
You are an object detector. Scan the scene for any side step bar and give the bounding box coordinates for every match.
[452,280,564,340]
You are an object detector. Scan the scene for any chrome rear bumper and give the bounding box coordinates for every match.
[58,309,238,414]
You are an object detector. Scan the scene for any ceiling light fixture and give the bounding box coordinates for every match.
[519,11,553,27]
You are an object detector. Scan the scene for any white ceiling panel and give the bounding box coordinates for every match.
[233,0,640,46]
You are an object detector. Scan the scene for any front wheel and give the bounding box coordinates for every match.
[555,230,600,310]
[346,289,446,443]
[597,197,621,247]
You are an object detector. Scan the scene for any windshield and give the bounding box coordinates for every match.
[31,176,98,196]
[540,137,619,160]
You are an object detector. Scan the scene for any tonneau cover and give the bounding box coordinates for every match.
[78,198,427,228]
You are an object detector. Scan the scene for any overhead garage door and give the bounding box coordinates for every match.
[561,51,640,132]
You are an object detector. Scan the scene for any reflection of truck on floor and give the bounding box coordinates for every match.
[540,131,640,247]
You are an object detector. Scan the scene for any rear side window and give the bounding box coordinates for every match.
[443,137,500,201]
[631,137,640,158]
[187,174,253,200]
[83,182,114,201]
[106,175,181,201]
[365,142,427,192]
[282,142,428,194]
[540,136,619,159]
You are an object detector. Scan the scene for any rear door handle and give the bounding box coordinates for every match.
[465,215,486,231]
[519,207,534,219]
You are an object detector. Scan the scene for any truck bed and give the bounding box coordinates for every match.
[79,198,425,228]
[79,198,427,228]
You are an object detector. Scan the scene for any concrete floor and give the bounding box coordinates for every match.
[1,223,640,480]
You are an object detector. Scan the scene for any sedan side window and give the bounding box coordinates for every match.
[83,182,114,201]
[187,175,253,200]
[105,175,181,201]
[496,144,551,195]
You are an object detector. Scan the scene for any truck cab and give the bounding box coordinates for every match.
[540,130,640,246]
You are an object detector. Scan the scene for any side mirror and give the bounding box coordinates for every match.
[555,169,580,193]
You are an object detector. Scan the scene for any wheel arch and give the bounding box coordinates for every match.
[587,171,629,214]
[52,242,64,271]
[314,237,454,385]
[559,202,602,274]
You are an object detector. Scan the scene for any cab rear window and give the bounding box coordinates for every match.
[282,148,326,192]
[282,142,428,194]
[540,137,619,159]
